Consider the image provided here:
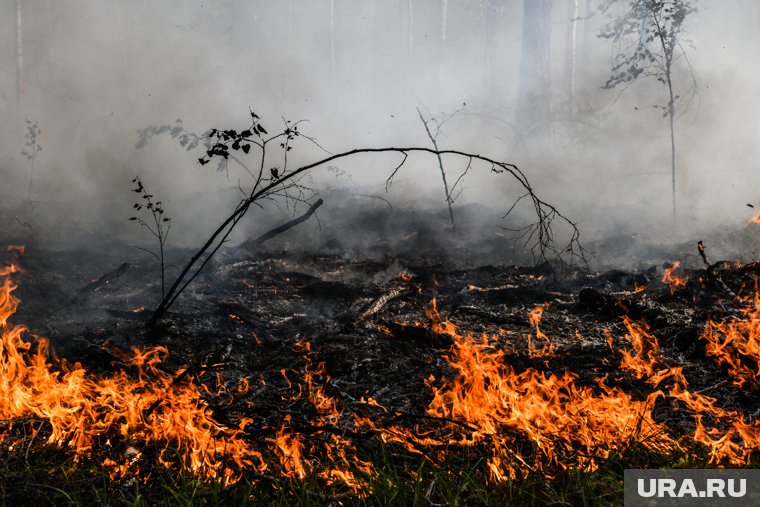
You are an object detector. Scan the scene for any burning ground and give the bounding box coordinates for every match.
[3,221,760,505]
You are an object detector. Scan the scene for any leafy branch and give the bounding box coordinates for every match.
[599,0,697,221]
[129,177,171,299]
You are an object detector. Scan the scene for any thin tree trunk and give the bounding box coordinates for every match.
[417,108,455,228]
[441,0,448,41]
[666,68,676,223]
[15,0,23,107]
[516,0,552,145]
[407,0,414,66]
[563,0,580,114]
[576,0,593,92]
[652,8,677,224]
[482,0,501,105]
[329,0,335,81]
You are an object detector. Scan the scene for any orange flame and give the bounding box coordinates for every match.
[0,256,260,484]
[6,245,760,490]
[603,302,760,466]
[271,338,374,494]
[527,303,554,357]
[419,300,677,479]
[662,261,688,294]
[701,289,760,387]
[271,415,307,480]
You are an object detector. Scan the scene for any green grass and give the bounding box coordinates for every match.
[0,437,729,507]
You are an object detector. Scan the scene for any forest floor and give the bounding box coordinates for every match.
[2,212,760,506]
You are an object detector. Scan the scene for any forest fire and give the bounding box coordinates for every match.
[4,0,760,503]
[701,289,760,388]
[424,301,676,480]
[0,248,259,484]
[4,242,760,502]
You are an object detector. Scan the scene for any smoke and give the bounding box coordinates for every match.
[1,0,759,266]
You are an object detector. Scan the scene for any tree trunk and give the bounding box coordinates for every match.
[563,0,580,116]
[407,0,414,67]
[576,0,593,96]
[15,0,23,108]
[441,0,448,41]
[666,64,676,223]
[483,0,502,104]
[329,0,335,81]
[516,0,552,145]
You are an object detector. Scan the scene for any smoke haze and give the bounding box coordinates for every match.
[1,0,759,267]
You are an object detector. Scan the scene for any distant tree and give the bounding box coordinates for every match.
[516,0,552,145]
[563,0,582,115]
[15,0,23,106]
[599,0,697,222]
[21,119,41,207]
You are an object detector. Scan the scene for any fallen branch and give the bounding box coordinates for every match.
[247,198,323,248]
[76,262,130,300]
[359,287,412,321]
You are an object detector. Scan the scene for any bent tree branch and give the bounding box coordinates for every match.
[148,147,584,326]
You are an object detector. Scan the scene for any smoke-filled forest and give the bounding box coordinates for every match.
[1,1,760,505]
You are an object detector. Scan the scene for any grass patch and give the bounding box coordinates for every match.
[0,437,733,507]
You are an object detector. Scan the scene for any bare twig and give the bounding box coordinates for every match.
[417,107,455,227]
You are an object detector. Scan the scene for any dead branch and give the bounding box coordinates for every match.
[76,262,130,299]
[359,287,412,321]
[417,107,455,228]
[148,146,585,326]
[248,198,323,248]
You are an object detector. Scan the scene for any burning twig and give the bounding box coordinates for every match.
[661,261,688,294]
[692,379,731,395]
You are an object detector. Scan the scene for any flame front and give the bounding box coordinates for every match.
[424,303,675,479]
[5,245,760,494]
[0,255,259,484]
[701,289,760,387]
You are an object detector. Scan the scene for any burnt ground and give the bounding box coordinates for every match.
[4,207,760,504]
